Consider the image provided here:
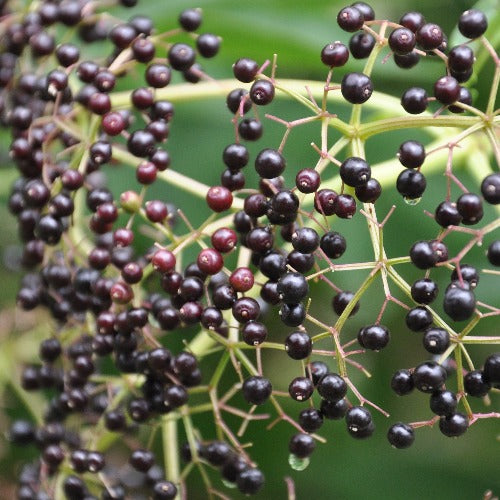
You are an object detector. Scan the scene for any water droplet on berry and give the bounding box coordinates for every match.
[404,196,421,205]
[222,479,237,489]
[288,454,310,471]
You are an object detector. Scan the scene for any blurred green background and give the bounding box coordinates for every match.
[1,0,499,499]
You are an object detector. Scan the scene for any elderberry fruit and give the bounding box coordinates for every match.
[439,412,469,437]
[341,72,373,104]
[391,369,414,396]
[288,376,314,401]
[337,6,364,32]
[464,370,490,397]
[340,156,371,187]
[401,87,428,114]
[396,169,426,199]
[317,373,347,402]
[358,324,390,350]
[397,140,425,169]
[416,23,444,51]
[285,331,312,360]
[345,406,374,438]
[481,173,500,204]
[487,240,500,266]
[233,57,259,82]
[411,278,438,304]
[451,264,479,288]
[349,32,375,59]
[236,468,265,495]
[423,327,450,355]
[458,9,488,39]
[389,28,416,55]
[332,290,360,317]
[289,433,316,458]
[484,353,500,384]
[410,241,437,269]
[443,285,476,321]
[413,361,447,393]
[321,42,349,67]
[434,76,460,105]
[277,272,309,304]
[299,407,323,433]
[430,389,457,416]
[405,306,433,332]
[250,79,275,105]
[387,423,415,449]
[242,376,272,405]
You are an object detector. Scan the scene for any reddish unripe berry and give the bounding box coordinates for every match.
[110,281,134,304]
[206,186,233,212]
[197,248,224,275]
[211,227,237,253]
[145,200,168,222]
[136,161,157,184]
[152,249,176,273]
[229,267,254,292]
[114,228,134,247]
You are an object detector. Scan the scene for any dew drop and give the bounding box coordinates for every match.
[221,479,236,489]
[288,454,310,471]
[404,196,421,206]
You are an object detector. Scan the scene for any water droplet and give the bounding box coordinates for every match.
[221,479,236,489]
[404,196,421,206]
[288,453,310,471]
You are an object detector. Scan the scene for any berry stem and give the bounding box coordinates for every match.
[162,415,181,499]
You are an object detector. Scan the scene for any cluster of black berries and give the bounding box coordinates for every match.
[389,353,500,447]
[3,1,228,498]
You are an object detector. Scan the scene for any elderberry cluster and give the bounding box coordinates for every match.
[3,0,500,498]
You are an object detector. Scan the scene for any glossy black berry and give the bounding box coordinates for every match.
[242,376,272,405]
[289,433,316,458]
[387,422,415,449]
[168,43,195,71]
[405,306,433,332]
[430,389,457,416]
[340,156,371,187]
[358,324,390,350]
[153,481,178,500]
[458,9,488,39]
[484,353,500,384]
[423,327,450,355]
[410,241,437,269]
[337,6,364,32]
[401,87,428,114]
[464,370,491,397]
[416,23,444,51]
[291,227,319,253]
[439,412,468,437]
[298,407,324,433]
[349,32,375,59]
[317,373,347,401]
[443,286,476,321]
[355,178,382,203]
[341,72,373,104]
[179,8,202,31]
[321,42,349,67]
[320,231,346,259]
[279,302,306,327]
[487,240,500,266]
[277,272,309,304]
[250,79,275,105]
[389,28,416,55]
[411,278,438,304]
[435,201,462,227]
[236,468,265,495]
[197,33,220,58]
[345,406,374,438]
[434,76,460,105]
[233,57,259,83]
[456,193,483,225]
[239,118,263,141]
[391,369,414,396]
[332,290,360,317]
[400,11,426,32]
[451,264,479,288]
[285,331,312,360]
[481,173,500,204]
[288,376,314,401]
[394,51,420,69]
[320,398,348,419]
[413,361,447,393]
[255,148,285,178]
[397,140,425,169]
[396,169,426,199]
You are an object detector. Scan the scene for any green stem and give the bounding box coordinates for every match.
[162,415,181,498]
